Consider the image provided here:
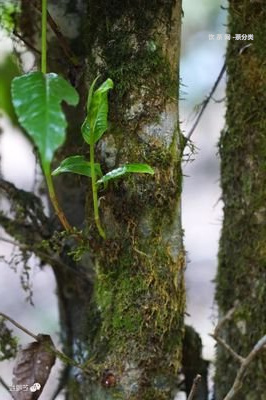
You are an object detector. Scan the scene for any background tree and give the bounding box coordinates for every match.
[215,1,266,399]
[0,1,186,399]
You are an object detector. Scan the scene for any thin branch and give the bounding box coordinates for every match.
[187,374,202,400]
[0,376,15,399]
[0,236,29,250]
[0,236,90,282]
[46,10,79,66]
[211,303,244,363]
[214,304,237,336]
[0,313,95,375]
[223,335,266,400]
[32,0,79,67]
[185,62,226,143]
[0,312,38,341]
[211,305,266,400]
[13,30,41,55]
[210,334,244,364]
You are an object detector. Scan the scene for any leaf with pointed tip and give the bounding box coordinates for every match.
[82,78,113,145]
[11,72,79,175]
[52,155,102,178]
[97,163,154,185]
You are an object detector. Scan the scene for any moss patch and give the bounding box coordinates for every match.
[215,2,266,399]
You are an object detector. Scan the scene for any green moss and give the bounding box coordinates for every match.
[215,1,266,398]
[0,319,18,361]
[82,0,177,127]
[93,240,185,368]
[66,1,186,398]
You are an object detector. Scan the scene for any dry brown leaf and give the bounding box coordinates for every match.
[12,334,56,400]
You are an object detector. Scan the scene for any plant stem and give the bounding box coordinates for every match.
[41,0,47,74]
[41,0,73,233]
[90,139,106,239]
[46,171,72,232]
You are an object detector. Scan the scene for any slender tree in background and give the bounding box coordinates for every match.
[216,1,266,399]
[0,1,185,399]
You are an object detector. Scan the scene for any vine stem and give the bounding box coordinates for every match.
[41,0,47,74]
[41,0,73,233]
[46,172,72,232]
[90,137,106,239]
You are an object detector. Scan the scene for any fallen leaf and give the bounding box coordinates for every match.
[12,334,56,400]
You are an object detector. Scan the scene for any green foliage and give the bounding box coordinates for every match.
[82,76,114,145]
[11,72,79,176]
[0,54,20,124]
[97,164,154,185]
[52,155,102,178]
[53,78,154,237]
[11,70,153,236]
[0,318,18,361]
[0,1,19,32]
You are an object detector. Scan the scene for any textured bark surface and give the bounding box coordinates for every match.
[215,2,266,399]
[2,1,185,399]
[78,2,185,399]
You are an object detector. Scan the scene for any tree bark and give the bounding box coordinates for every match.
[215,2,266,399]
[1,1,185,399]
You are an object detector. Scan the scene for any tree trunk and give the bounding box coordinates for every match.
[8,1,185,399]
[215,2,266,399]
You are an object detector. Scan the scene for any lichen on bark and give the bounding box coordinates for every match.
[215,2,266,399]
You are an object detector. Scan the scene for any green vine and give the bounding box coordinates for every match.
[41,0,47,75]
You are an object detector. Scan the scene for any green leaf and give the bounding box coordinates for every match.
[0,54,20,124]
[0,2,19,33]
[52,155,102,178]
[86,75,100,113]
[97,163,154,185]
[11,72,79,175]
[82,78,113,145]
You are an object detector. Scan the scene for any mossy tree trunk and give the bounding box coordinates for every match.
[2,1,185,399]
[215,2,266,399]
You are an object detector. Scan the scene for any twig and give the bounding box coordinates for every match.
[0,312,38,342]
[0,313,95,375]
[0,236,90,282]
[210,305,266,400]
[223,335,266,400]
[32,0,79,67]
[211,304,244,364]
[185,62,226,143]
[210,334,244,364]
[46,10,79,66]
[0,236,31,250]
[0,375,15,398]
[187,374,202,400]
[213,305,237,336]
[13,30,41,55]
